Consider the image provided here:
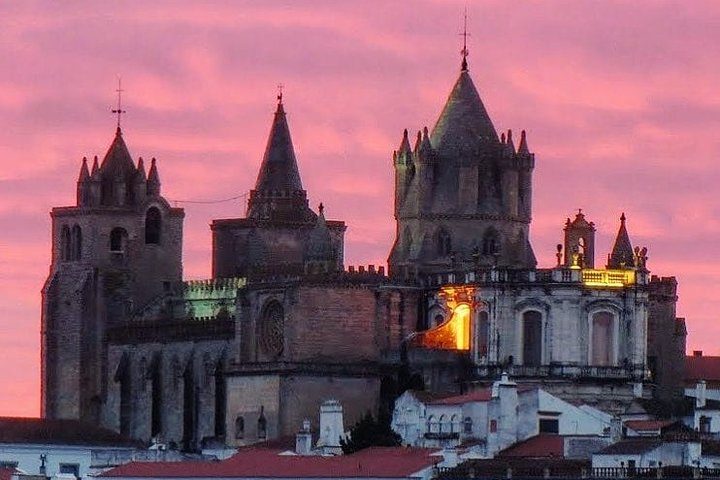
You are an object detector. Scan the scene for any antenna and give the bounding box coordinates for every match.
[112,77,126,129]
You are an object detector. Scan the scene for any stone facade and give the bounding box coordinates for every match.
[41,53,687,451]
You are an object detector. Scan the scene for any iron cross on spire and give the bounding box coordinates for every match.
[112,77,126,129]
[277,83,284,104]
[460,7,470,71]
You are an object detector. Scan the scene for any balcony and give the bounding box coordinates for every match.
[476,363,649,381]
[423,267,646,288]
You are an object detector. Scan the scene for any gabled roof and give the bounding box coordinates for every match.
[597,439,664,455]
[0,417,140,448]
[428,385,536,406]
[686,355,720,383]
[624,420,675,432]
[498,434,564,458]
[99,127,137,182]
[430,69,499,155]
[253,100,304,194]
[607,213,635,268]
[101,446,438,478]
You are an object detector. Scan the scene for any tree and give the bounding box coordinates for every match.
[340,411,401,454]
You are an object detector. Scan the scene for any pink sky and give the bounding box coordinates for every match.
[1,1,719,416]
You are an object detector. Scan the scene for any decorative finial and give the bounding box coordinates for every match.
[111,76,126,130]
[460,7,470,71]
[318,202,324,215]
[277,83,284,105]
[620,212,626,223]
[578,208,583,215]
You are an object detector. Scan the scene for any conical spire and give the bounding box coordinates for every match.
[99,127,136,181]
[247,95,313,222]
[253,97,303,194]
[147,157,159,184]
[607,213,635,269]
[78,157,90,182]
[430,68,499,155]
[305,202,334,263]
[91,156,99,176]
[505,129,515,153]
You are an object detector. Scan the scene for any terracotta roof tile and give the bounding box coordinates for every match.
[101,446,439,478]
[624,420,675,432]
[0,417,140,447]
[497,435,564,458]
[686,355,720,383]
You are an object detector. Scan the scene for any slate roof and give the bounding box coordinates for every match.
[253,101,304,194]
[0,417,140,448]
[101,446,438,478]
[607,213,635,268]
[597,439,664,455]
[430,69,499,155]
[99,127,137,182]
[497,435,565,458]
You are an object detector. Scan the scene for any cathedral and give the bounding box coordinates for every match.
[41,50,686,451]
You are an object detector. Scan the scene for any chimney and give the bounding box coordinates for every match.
[317,399,345,455]
[610,416,622,442]
[693,350,703,357]
[442,446,459,468]
[295,419,313,455]
[697,380,707,409]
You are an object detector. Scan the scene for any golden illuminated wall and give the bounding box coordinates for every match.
[411,286,474,351]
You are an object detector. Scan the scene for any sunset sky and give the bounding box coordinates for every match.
[1,1,719,416]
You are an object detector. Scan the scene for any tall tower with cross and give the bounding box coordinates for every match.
[41,84,185,423]
[389,17,536,278]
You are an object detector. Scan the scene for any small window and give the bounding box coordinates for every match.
[700,416,712,433]
[235,415,245,439]
[490,419,497,433]
[463,417,473,434]
[539,418,559,434]
[110,227,128,252]
[61,225,71,261]
[437,229,452,256]
[59,463,80,477]
[71,225,82,261]
[145,207,162,244]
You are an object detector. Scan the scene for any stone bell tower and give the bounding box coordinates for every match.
[41,125,184,422]
[389,52,536,278]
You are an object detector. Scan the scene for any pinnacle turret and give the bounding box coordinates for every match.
[147,158,160,197]
[398,129,411,155]
[607,213,635,269]
[136,157,147,181]
[518,130,530,155]
[78,157,90,182]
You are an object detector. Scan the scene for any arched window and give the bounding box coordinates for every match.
[71,225,82,260]
[437,229,452,256]
[522,311,542,367]
[260,301,284,358]
[478,311,489,357]
[235,416,245,439]
[145,207,162,244]
[591,311,615,366]
[60,226,71,261]
[438,415,446,433]
[482,229,500,256]
[427,415,437,433]
[450,414,459,433]
[257,407,267,439]
[110,227,128,253]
